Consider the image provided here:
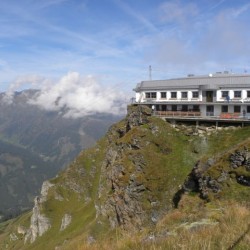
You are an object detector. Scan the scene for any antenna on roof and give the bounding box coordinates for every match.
[149,65,152,80]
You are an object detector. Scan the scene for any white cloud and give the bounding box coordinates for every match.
[199,10,250,60]
[146,1,250,75]
[32,0,69,10]
[27,72,127,118]
[2,74,47,104]
[9,74,46,90]
[159,1,198,25]
[232,3,250,18]
[208,0,227,12]
[113,0,158,32]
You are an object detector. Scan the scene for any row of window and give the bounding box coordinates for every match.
[221,105,250,113]
[156,105,250,113]
[146,90,250,100]
[145,91,199,99]
[156,105,200,112]
[221,105,240,113]
[221,91,250,98]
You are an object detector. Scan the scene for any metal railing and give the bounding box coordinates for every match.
[153,111,249,120]
[206,112,214,117]
[154,111,201,117]
[219,113,241,119]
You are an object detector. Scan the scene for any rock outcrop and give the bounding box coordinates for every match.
[60,214,72,231]
[93,105,178,230]
[100,145,147,229]
[24,181,53,243]
[97,105,152,229]
[181,145,250,202]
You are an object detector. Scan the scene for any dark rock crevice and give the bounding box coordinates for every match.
[175,147,250,206]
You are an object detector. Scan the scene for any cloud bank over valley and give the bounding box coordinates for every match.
[4,72,127,118]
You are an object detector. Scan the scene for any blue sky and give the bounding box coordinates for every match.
[1,0,250,99]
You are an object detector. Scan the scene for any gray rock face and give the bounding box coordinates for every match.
[230,148,250,169]
[24,181,53,243]
[126,105,151,130]
[25,197,51,243]
[40,181,54,202]
[60,214,72,231]
[97,106,153,230]
[100,156,146,229]
[17,225,27,235]
[180,146,250,202]
[9,233,18,241]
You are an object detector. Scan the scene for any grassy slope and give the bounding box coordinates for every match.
[0,116,250,250]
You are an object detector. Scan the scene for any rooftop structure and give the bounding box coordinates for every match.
[133,72,250,126]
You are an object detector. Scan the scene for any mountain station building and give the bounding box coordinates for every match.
[133,72,250,126]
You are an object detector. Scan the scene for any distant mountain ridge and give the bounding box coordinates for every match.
[0,89,123,221]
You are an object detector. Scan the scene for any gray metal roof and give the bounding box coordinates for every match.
[134,73,250,91]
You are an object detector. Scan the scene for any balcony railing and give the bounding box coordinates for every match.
[154,111,201,117]
[206,112,214,116]
[153,111,249,120]
[219,113,241,119]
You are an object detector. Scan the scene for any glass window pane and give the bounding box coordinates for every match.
[222,91,229,97]
[171,92,177,98]
[181,92,187,98]
[234,91,241,98]
[192,92,198,98]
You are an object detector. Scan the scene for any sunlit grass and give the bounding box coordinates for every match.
[72,200,250,250]
[1,113,250,250]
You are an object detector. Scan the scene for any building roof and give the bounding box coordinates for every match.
[134,73,250,91]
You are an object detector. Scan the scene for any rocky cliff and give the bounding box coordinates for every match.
[1,105,249,250]
[182,142,250,201]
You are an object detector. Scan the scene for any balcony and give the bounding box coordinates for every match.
[219,113,241,119]
[154,111,201,117]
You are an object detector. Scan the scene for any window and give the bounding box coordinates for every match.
[221,91,229,98]
[193,105,199,111]
[160,92,166,98]
[172,105,177,111]
[182,105,188,111]
[145,92,156,99]
[171,92,177,98]
[161,105,167,111]
[247,91,250,98]
[247,106,250,113]
[221,105,228,113]
[151,92,156,98]
[192,91,199,98]
[234,91,241,98]
[206,105,214,116]
[234,106,241,113]
[181,92,188,99]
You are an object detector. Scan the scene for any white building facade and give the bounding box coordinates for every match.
[134,72,250,119]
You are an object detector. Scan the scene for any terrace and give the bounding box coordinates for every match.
[151,109,250,127]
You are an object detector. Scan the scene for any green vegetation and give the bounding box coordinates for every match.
[0,106,249,249]
[0,89,121,221]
